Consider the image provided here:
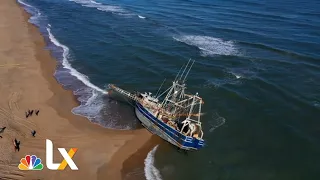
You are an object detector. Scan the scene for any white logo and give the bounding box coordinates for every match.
[45,139,78,170]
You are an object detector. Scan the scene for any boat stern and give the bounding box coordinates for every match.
[179,136,205,150]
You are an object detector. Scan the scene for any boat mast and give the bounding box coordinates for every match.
[160,59,195,117]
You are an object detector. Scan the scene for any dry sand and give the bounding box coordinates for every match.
[0,0,155,179]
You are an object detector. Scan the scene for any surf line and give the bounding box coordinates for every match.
[144,145,162,180]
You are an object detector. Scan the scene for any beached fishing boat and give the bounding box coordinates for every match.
[108,59,205,150]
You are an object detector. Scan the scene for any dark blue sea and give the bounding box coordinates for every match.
[18,0,320,179]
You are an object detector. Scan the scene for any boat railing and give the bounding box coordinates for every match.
[185,118,202,126]
[108,84,140,102]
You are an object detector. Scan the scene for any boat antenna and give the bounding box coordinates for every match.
[155,78,166,97]
[183,59,195,82]
[179,59,191,81]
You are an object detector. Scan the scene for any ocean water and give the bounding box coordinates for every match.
[17,0,320,179]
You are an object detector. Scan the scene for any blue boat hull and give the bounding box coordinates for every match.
[135,102,205,150]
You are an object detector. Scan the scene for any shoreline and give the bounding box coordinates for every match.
[0,0,153,179]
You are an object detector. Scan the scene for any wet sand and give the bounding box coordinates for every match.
[0,0,152,179]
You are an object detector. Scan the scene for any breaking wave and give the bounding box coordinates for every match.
[69,0,127,14]
[17,0,137,130]
[144,145,162,180]
[46,25,111,127]
[47,26,106,94]
[17,0,32,8]
[138,15,146,19]
[17,0,42,24]
[173,35,240,56]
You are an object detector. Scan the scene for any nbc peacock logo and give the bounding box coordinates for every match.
[18,155,44,170]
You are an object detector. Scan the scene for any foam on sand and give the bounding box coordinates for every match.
[17,0,42,24]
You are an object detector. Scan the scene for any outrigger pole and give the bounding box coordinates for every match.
[183,60,195,82]
[179,59,191,81]
[155,78,166,97]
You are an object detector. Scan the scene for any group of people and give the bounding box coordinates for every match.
[25,109,40,118]
[0,109,39,152]
[0,126,36,152]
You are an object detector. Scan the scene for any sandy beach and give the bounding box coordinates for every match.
[0,0,154,179]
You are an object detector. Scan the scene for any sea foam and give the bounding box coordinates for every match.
[17,0,42,24]
[138,15,146,19]
[17,0,124,129]
[173,35,239,56]
[69,0,126,14]
[46,25,107,126]
[17,0,32,8]
[144,145,162,180]
[46,26,106,94]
